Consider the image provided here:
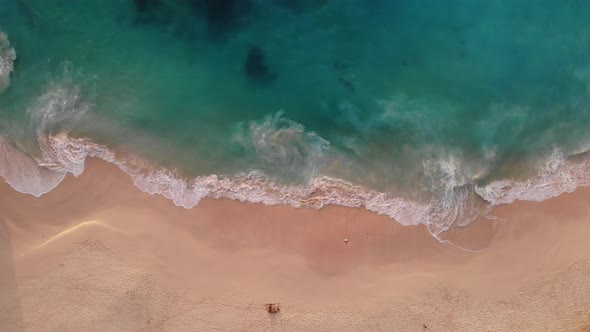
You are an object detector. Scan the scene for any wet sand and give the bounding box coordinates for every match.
[1,158,590,331]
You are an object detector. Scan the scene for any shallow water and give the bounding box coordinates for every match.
[2,1,590,236]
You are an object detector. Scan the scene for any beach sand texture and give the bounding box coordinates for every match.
[2,159,590,331]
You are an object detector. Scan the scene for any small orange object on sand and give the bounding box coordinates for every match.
[265,303,281,314]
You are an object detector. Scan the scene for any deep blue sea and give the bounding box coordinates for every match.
[2,0,590,238]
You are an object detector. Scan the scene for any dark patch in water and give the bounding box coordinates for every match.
[339,77,355,93]
[198,0,238,25]
[132,0,171,25]
[131,0,253,39]
[133,0,155,12]
[244,46,275,82]
[275,0,327,14]
[187,0,253,38]
[333,60,350,70]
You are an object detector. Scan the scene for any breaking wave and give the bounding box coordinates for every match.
[232,110,330,182]
[2,76,590,241]
[4,129,590,240]
[5,129,589,239]
[474,149,590,205]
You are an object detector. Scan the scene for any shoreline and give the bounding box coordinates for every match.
[1,158,590,331]
[4,133,590,240]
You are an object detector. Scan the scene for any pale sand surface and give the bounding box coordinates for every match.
[1,159,590,331]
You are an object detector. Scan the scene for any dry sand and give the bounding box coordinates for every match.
[1,158,590,331]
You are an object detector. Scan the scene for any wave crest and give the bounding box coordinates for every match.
[24,133,432,229]
[2,130,497,238]
[4,129,590,239]
[475,149,590,205]
[4,78,590,240]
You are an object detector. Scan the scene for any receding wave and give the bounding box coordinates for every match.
[0,32,16,93]
[0,137,66,196]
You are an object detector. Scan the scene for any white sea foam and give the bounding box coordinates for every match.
[0,32,16,93]
[474,149,590,205]
[39,134,590,233]
[3,76,590,238]
[0,137,66,197]
[233,111,330,181]
[0,129,495,237]
[32,83,92,176]
[4,128,590,238]
[23,132,432,228]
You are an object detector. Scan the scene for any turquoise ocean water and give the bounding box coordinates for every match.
[2,0,590,239]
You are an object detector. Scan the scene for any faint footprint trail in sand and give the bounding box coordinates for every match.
[22,220,124,256]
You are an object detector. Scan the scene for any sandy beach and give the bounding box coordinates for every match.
[1,158,590,331]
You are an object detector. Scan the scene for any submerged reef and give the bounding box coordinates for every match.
[132,0,253,39]
[245,46,276,82]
